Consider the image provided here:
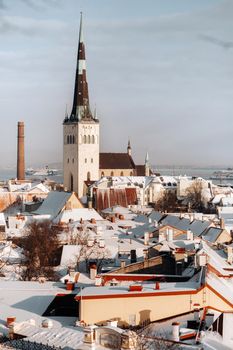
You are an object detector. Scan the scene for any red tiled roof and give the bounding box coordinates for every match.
[99,153,136,170]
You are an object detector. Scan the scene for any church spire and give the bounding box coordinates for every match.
[127,139,132,156]
[145,151,150,176]
[69,13,93,122]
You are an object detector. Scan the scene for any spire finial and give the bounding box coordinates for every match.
[145,151,149,164]
[79,12,83,43]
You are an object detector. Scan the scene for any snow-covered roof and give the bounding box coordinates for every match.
[218,206,233,215]
[0,212,6,226]
[76,280,199,298]
[160,215,190,231]
[33,191,72,218]
[57,208,103,223]
[221,196,233,206]
[29,182,50,193]
[0,242,24,264]
[148,210,164,223]
[0,281,72,331]
[13,323,84,349]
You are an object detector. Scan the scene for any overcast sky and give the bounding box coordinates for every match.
[0,0,233,168]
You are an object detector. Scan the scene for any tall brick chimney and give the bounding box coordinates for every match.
[17,121,25,180]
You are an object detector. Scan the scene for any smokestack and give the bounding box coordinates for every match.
[17,121,25,180]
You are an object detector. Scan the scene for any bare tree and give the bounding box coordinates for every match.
[20,220,59,281]
[155,191,179,212]
[67,225,111,273]
[137,327,180,350]
[185,181,205,211]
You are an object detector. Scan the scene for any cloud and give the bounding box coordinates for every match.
[198,34,233,49]
[0,15,67,36]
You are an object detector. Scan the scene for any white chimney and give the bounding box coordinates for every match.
[144,232,150,245]
[143,249,149,260]
[172,322,180,342]
[167,228,173,242]
[198,253,207,267]
[106,320,118,327]
[120,260,126,269]
[187,230,194,241]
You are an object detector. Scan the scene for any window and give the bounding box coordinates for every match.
[85,158,87,163]
[72,158,74,163]
[87,172,91,181]
[84,135,87,144]
[91,158,93,163]
[111,171,114,176]
[88,135,91,144]
[101,171,105,177]
[67,135,69,144]
[130,171,133,176]
[92,135,95,144]
[72,135,75,144]
[70,174,73,192]
[67,158,69,163]
[120,171,124,176]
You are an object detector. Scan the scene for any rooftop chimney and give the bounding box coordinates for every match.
[17,121,25,180]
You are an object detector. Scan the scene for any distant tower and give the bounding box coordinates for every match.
[145,151,150,177]
[63,13,99,197]
[17,121,25,180]
[127,139,132,156]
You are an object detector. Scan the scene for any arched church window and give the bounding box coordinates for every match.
[70,174,73,192]
[111,171,114,176]
[92,135,95,144]
[88,135,91,144]
[91,158,93,163]
[87,172,91,181]
[72,135,75,144]
[130,171,133,176]
[84,135,87,144]
[67,158,69,163]
[67,135,69,144]
[85,158,87,163]
[101,171,105,177]
[120,171,124,176]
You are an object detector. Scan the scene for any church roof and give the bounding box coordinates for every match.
[99,153,135,170]
[135,165,146,176]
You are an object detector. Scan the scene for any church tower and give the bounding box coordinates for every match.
[63,14,99,197]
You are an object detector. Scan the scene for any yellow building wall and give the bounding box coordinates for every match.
[159,226,185,238]
[80,289,205,326]
[216,230,232,244]
[65,192,83,210]
[99,169,134,177]
[79,285,233,326]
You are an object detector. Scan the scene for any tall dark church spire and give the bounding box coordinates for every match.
[69,13,93,122]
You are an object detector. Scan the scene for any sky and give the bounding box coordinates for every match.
[0,0,233,168]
